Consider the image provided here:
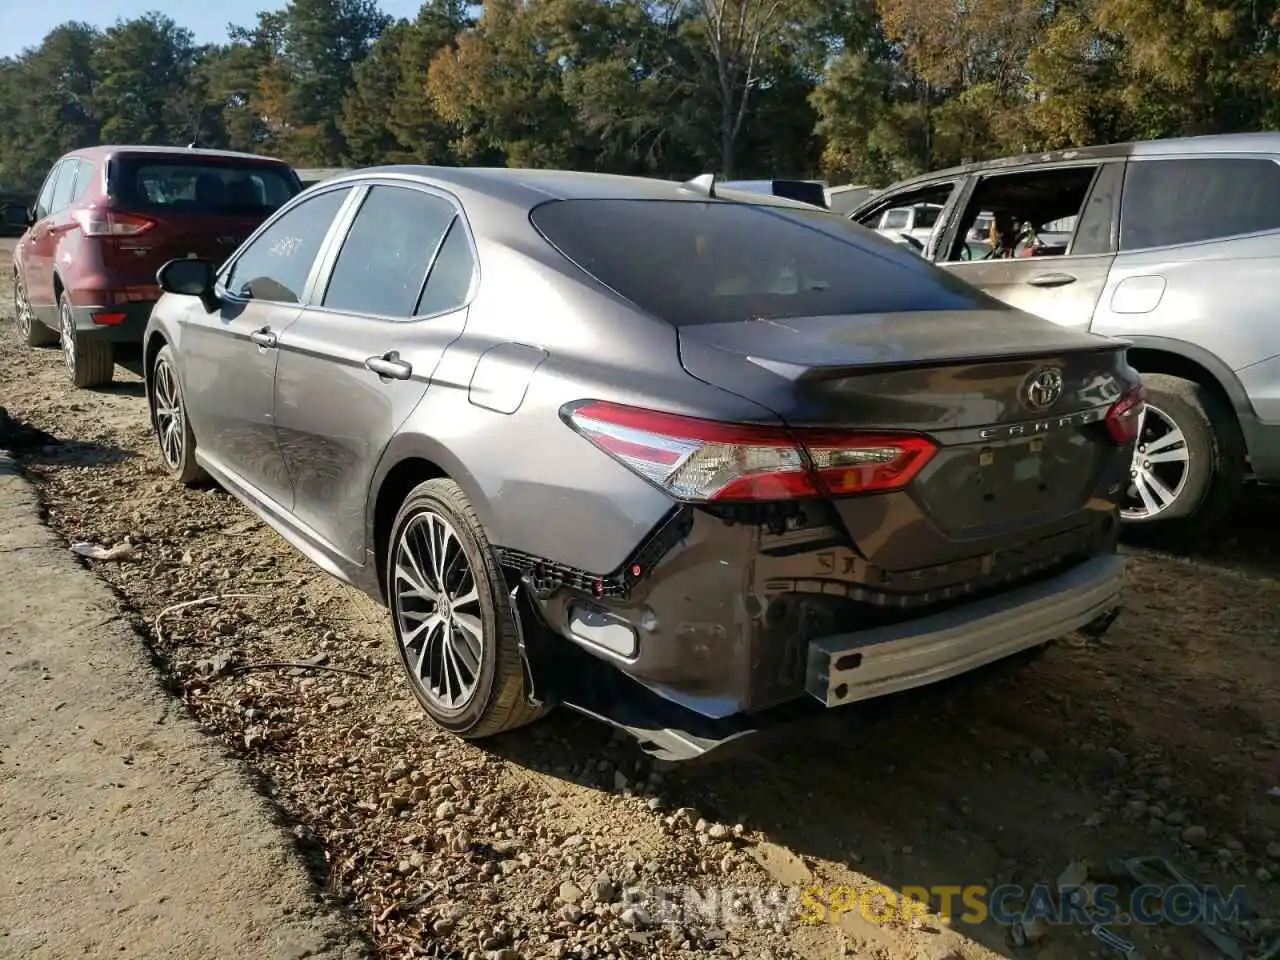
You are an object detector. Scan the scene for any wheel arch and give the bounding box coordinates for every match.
[366,435,498,606]
[1122,335,1254,420]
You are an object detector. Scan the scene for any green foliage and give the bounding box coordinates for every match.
[3,0,1280,191]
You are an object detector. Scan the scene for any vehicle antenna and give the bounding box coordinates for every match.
[681,173,717,199]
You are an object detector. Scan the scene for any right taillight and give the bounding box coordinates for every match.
[1105,383,1146,444]
[73,208,155,237]
[562,400,936,503]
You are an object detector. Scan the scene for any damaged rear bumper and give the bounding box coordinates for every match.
[806,552,1126,707]
[518,504,1127,760]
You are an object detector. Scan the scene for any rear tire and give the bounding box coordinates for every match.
[1121,373,1244,549]
[13,270,57,347]
[387,478,549,739]
[149,344,208,486]
[58,293,114,389]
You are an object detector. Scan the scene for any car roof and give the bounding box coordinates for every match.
[868,131,1280,196]
[64,145,291,165]
[314,165,824,214]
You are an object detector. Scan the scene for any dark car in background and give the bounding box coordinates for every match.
[142,166,1138,759]
[10,145,301,388]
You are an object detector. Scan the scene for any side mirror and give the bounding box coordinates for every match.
[157,257,219,312]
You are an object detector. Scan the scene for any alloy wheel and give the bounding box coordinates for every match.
[13,273,32,340]
[392,510,484,714]
[153,357,185,469]
[59,300,76,380]
[1121,402,1191,521]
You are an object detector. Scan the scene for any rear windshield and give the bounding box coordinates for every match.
[530,199,995,326]
[109,157,299,214]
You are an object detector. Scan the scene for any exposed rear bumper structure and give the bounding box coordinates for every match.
[527,543,1127,762]
[806,552,1126,707]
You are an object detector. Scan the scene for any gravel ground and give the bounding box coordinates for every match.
[2,239,1278,960]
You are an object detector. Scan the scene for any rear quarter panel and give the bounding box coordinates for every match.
[382,222,787,575]
[1091,231,1280,374]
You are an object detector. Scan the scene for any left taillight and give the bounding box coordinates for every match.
[562,400,937,503]
[72,208,155,237]
[1105,383,1146,444]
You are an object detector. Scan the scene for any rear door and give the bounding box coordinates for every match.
[22,160,71,318]
[273,181,479,566]
[182,185,356,510]
[103,154,302,295]
[937,161,1123,331]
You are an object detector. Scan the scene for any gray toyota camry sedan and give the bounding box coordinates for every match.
[143,167,1142,760]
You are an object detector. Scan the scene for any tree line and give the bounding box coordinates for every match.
[2,0,1279,194]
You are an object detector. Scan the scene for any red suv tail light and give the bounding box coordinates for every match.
[563,400,937,503]
[72,209,155,237]
[1105,383,1146,444]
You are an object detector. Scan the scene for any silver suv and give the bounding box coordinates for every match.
[849,132,1280,546]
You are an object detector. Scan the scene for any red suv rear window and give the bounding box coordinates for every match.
[108,157,299,215]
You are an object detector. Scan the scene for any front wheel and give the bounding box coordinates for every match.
[1121,373,1244,548]
[14,270,57,347]
[150,344,208,486]
[387,478,548,738]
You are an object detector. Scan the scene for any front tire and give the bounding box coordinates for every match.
[387,478,548,738]
[58,293,114,388]
[1121,373,1244,548]
[13,270,57,347]
[150,344,208,486]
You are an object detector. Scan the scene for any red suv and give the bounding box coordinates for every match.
[11,146,302,388]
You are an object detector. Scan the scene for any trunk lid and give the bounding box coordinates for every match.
[678,309,1135,556]
[104,210,265,288]
[100,153,300,290]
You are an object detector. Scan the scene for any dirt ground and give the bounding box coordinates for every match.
[1,238,1278,960]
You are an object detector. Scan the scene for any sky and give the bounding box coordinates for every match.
[0,0,428,58]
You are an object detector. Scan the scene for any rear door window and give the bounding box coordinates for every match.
[33,162,65,220]
[941,164,1101,261]
[70,160,96,203]
[321,185,457,318]
[1119,157,1280,250]
[530,198,996,327]
[49,161,77,215]
[110,157,300,214]
[415,219,477,316]
[223,188,351,304]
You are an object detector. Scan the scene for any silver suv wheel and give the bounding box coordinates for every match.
[1122,402,1190,521]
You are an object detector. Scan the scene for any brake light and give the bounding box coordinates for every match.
[72,209,155,237]
[1105,383,1146,444]
[563,401,936,502]
[90,311,127,326]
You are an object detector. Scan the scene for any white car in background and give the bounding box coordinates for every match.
[872,202,943,250]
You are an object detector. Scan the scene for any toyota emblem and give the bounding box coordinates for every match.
[1023,367,1064,410]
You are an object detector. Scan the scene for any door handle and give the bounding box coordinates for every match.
[365,352,413,381]
[249,326,277,348]
[1027,272,1077,288]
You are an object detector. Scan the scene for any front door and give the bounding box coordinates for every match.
[272,182,479,567]
[180,185,355,510]
[938,161,1123,331]
[850,179,965,258]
